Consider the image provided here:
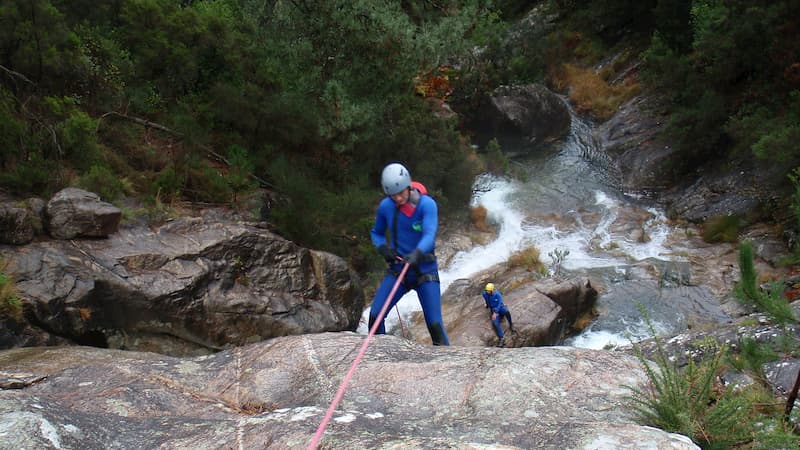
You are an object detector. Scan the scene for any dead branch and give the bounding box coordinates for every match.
[0,64,35,86]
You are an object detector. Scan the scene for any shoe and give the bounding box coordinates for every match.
[510,328,517,335]
[497,336,506,347]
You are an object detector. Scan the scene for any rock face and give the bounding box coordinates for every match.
[45,187,122,239]
[0,198,44,245]
[1,217,365,355]
[473,84,572,150]
[594,94,791,223]
[593,95,676,193]
[0,333,699,449]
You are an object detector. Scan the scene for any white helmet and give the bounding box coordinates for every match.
[381,163,411,195]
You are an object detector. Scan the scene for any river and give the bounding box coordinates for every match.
[359,105,733,349]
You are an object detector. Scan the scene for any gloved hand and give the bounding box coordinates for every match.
[377,245,398,263]
[403,248,423,266]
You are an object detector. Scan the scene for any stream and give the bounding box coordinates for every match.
[359,104,734,348]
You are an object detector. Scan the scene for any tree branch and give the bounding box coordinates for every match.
[0,64,35,86]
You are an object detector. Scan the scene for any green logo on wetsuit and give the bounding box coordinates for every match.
[412,221,422,232]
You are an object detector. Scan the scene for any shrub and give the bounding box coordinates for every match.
[470,204,491,232]
[735,241,797,325]
[0,262,23,322]
[78,163,126,201]
[225,145,257,204]
[483,138,508,175]
[151,166,185,203]
[627,311,754,448]
[557,63,640,121]
[508,246,546,274]
[702,214,741,243]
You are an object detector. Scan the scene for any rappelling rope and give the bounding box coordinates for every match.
[307,262,410,449]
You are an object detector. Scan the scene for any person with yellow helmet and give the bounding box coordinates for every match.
[482,282,515,347]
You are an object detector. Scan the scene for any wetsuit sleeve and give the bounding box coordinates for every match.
[490,292,502,313]
[371,199,390,248]
[415,196,438,254]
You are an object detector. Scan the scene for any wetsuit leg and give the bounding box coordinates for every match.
[492,314,505,338]
[368,274,408,334]
[416,280,450,346]
[503,310,514,332]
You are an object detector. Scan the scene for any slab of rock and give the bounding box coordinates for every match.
[0,333,699,449]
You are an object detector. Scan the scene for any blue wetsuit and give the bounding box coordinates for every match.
[369,188,449,345]
[482,289,514,338]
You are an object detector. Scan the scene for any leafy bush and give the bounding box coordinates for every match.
[735,240,760,301]
[225,145,257,204]
[44,96,102,169]
[728,337,777,378]
[151,166,185,204]
[0,154,60,197]
[483,138,508,175]
[79,163,126,201]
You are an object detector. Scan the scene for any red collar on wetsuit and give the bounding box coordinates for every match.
[398,187,421,217]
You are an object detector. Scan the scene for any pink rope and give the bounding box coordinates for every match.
[307,262,410,449]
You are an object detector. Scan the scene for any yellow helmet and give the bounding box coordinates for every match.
[485,283,494,292]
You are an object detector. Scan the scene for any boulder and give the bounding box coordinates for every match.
[0,201,38,245]
[404,276,597,348]
[45,187,121,239]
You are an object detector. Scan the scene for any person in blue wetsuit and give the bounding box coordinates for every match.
[368,162,450,346]
[482,283,515,347]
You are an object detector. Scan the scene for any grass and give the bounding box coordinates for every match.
[550,63,640,121]
[470,204,492,232]
[0,260,23,322]
[508,246,547,274]
[626,311,799,449]
[702,215,742,243]
[625,239,800,449]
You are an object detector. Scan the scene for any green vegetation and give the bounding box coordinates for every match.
[628,239,798,448]
[702,215,741,243]
[0,260,23,321]
[2,0,798,279]
[462,1,800,199]
[627,307,800,449]
[735,240,797,325]
[508,246,547,274]
[0,0,500,271]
